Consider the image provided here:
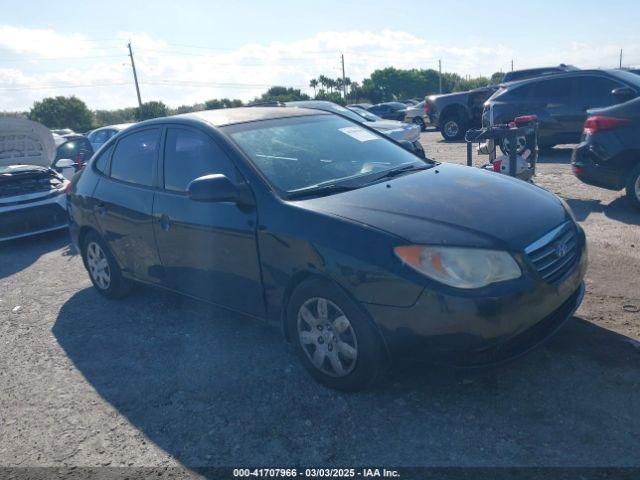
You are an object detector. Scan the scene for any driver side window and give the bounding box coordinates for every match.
[163,127,236,192]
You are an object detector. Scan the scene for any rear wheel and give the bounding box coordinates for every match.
[625,165,640,210]
[82,231,131,299]
[286,277,387,391]
[413,116,426,131]
[440,114,467,141]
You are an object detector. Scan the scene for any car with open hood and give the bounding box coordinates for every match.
[0,118,71,241]
[67,107,586,391]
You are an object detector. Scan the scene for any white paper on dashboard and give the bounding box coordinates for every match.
[338,126,379,142]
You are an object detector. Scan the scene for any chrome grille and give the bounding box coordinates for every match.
[525,222,579,283]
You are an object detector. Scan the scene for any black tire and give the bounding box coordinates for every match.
[413,116,426,132]
[81,231,132,299]
[625,164,640,210]
[440,114,467,141]
[286,277,388,391]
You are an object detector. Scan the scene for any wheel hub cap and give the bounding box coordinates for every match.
[297,297,358,378]
[86,241,111,290]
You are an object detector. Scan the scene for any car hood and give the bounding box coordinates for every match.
[0,117,56,168]
[297,163,568,250]
[369,120,420,142]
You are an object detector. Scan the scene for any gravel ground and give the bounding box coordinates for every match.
[1,131,639,475]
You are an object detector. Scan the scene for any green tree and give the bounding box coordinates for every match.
[490,71,505,84]
[309,78,319,98]
[94,107,137,127]
[136,101,168,121]
[254,86,309,103]
[204,98,243,110]
[28,96,93,132]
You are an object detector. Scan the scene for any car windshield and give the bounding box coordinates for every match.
[348,107,381,121]
[226,114,428,196]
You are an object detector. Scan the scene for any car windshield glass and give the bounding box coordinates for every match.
[226,115,428,196]
[349,107,381,121]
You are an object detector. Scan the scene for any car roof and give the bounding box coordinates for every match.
[93,123,135,132]
[501,69,623,88]
[179,106,328,127]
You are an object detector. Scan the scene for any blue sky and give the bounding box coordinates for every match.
[1,0,639,110]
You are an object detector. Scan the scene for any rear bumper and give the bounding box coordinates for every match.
[0,193,68,242]
[571,142,626,190]
[365,234,587,364]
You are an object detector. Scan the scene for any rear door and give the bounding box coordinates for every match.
[92,127,163,283]
[152,125,264,317]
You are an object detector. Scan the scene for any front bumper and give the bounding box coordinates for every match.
[0,192,68,242]
[572,142,626,191]
[365,232,587,365]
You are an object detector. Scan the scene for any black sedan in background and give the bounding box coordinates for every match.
[572,97,640,208]
[367,102,408,121]
[67,107,586,391]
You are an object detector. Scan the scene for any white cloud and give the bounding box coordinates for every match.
[1,26,639,112]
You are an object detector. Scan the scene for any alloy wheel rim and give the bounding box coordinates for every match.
[297,297,358,378]
[87,241,111,290]
[444,120,459,138]
[635,175,640,200]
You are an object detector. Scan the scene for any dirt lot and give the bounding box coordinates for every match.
[1,131,639,474]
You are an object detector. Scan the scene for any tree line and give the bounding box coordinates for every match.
[8,67,504,131]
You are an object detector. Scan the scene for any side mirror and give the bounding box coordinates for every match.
[55,158,76,168]
[187,174,254,206]
[612,86,636,101]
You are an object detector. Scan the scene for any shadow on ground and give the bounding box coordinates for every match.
[566,196,640,225]
[53,287,640,469]
[0,229,75,280]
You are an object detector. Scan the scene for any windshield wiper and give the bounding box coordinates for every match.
[369,162,432,182]
[287,183,359,199]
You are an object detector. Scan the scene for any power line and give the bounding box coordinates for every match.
[0,82,131,91]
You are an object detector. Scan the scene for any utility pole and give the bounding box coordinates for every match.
[341,53,347,101]
[438,59,442,94]
[619,49,623,69]
[128,41,142,108]
[511,59,514,71]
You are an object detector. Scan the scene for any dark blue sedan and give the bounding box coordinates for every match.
[67,107,586,391]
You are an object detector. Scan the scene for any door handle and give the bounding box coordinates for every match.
[95,203,107,216]
[159,213,171,231]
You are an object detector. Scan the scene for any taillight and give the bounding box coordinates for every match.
[424,103,431,115]
[583,116,629,135]
[572,166,584,176]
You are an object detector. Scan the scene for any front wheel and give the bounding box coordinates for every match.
[286,277,387,391]
[625,165,640,210]
[440,115,467,141]
[82,231,131,299]
[413,116,426,131]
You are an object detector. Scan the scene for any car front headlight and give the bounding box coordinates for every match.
[394,245,521,289]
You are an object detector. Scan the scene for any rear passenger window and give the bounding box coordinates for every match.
[531,78,571,100]
[110,129,159,186]
[163,128,235,192]
[94,144,114,173]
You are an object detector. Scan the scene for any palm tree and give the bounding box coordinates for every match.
[318,75,329,93]
[309,79,318,98]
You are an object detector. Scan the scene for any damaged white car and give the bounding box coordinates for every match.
[0,118,70,242]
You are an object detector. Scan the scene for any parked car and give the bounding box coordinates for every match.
[53,135,95,179]
[87,123,134,151]
[572,96,640,208]
[0,118,70,241]
[367,102,408,121]
[68,106,586,391]
[483,69,640,150]
[426,86,498,140]
[427,65,581,141]
[501,64,578,83]
[285,101,424,157]
[51,128,76,136]
[403,100,428,131]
